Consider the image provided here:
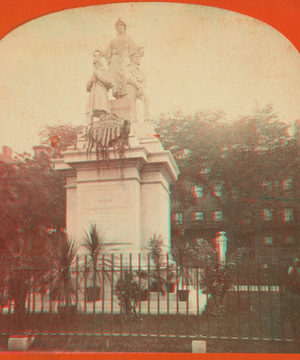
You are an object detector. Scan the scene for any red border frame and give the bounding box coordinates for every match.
[0,0,299,53]
[0,0,299,359]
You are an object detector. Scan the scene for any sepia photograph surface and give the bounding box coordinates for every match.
[0,0,300,355]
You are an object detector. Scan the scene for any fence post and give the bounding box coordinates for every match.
[214,231,227,264]
[192,340,206,353]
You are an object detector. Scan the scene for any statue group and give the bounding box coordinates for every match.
[86,19,150,125]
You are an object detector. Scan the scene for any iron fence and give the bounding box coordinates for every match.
[0,248,300,343]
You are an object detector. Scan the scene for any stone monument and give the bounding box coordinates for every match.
[53,20,179,261]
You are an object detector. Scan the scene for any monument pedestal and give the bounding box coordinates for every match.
[110,97,132,122]
[53,122,179,260]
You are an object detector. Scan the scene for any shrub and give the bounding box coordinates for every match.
[193,239,246,314]
[114,268,146,317]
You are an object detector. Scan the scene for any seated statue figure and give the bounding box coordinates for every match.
[86,50,112,125]
[124,51,150,123]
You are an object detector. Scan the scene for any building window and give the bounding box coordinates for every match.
[282,179,292,192]
[282,236,294,244]
[172,212,182,224]
[192,211,203,220]
[261,180,272,196]
[282,208,294,222]
[262,237,273,245]
[262,209,273,221]
[211,210,222,222]
[213,184,222,197]
[191,185,203,198]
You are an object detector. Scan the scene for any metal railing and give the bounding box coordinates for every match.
[0,248,300,343]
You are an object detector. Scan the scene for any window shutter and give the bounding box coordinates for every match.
[293,207,297,222]
[272,209,276,222]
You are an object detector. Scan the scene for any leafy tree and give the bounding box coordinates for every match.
[0,121,85,253]
[0,152,66,250]
[155,106,298,250]
[39,122,84,158]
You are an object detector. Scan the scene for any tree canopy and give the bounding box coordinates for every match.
[0,122,85,250]
[39,122,84,157]
[0,152,66,252]
[155,105,298,249]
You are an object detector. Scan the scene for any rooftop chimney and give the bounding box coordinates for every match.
[2,146,12,159]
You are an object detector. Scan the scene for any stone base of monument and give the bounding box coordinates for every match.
[8,335,35,351]
[53,117,179,257]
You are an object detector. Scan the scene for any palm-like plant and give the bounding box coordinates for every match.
[4,236,32,330]
[47,235,78,316]
[82,224,119,301]
[170,241,195,289]
[147,235,167,294]
[4,234,49,331]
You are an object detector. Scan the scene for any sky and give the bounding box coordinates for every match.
[0,2,300,155]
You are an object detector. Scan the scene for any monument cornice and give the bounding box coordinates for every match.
[75,176,142,184]
[74,161,144,172]
[142,152,179,184]
[65,185,77,189]
[141,179,170,194]
[142,163,173,191]
[55,145,179,183]
[63,155,146,174]
[59,146,147,166]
